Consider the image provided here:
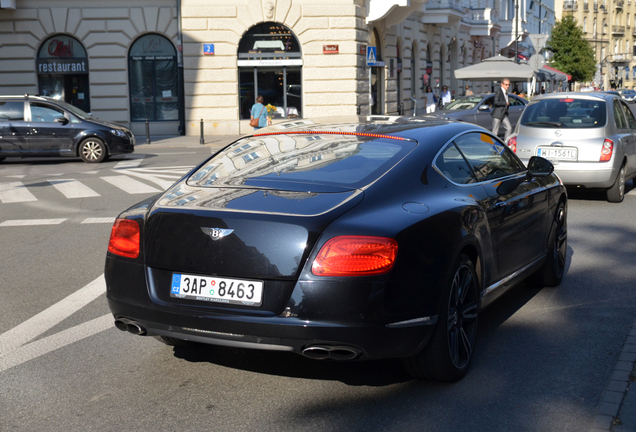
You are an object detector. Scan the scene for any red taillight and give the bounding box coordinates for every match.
[108,219,140,258]
[507,136,517,153]
[600,138,613,162]
[312,236,398,277]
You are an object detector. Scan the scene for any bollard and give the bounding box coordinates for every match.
[145,119,151,144]
[200,119,204,145]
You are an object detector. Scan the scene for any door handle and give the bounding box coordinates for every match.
[493,201,508,209]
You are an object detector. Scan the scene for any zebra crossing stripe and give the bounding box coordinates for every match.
[114,155,145,169]
[101,175,161,194]
[48,179,100,199]
[0,219,67,227]
[81,217,116,224]
[0,182,38,203]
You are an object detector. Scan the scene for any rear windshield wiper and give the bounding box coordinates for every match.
[524,121,563,127]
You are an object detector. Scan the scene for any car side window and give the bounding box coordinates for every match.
[620,102,636,129]
[435,143,477,184]
[454,132,526,182]
[613,100,627,129]
[509,96,523,106]
[481,97,494,109]
[0,101,24,121]
[30,103,65,123]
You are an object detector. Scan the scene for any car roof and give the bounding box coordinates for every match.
[529,92,615,102]
[0,94,58,103]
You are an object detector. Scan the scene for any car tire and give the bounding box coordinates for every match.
[403,253,479,382]
[79,137,107,163]
[607,164,626,203]
[532,201,567,287]
[155,335,201,348]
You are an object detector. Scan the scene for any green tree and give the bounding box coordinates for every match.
[545,15,596,83]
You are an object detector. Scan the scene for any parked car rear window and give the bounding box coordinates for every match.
[520,98,606,128]
[444,96,484,111]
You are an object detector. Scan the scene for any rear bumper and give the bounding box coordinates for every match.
[520,158,617,188]
[107,297,435,359]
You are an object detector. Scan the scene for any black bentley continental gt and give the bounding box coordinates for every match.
[106,116,568,382]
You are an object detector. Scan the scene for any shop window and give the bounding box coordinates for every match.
[128,34,178,122]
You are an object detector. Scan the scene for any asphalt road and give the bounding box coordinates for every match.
[1,140,636,432]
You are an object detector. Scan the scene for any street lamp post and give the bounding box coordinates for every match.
[515,0,519,63]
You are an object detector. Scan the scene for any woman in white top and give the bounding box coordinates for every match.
[424,86,437,113]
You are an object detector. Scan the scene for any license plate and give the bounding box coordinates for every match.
[537,147,578,161]
[171,273,263,306]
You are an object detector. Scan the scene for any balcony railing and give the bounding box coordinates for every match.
[612,25,626,34]
[607,53,633,63]
[563,0,578,10]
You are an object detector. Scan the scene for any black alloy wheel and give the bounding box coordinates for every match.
[404,254,479,382]
[533,201,567,287]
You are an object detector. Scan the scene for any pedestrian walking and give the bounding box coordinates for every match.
[491,78,513,144]
[440,85,451,107]
[250,95,271,130]
[464,85,473,96]
[424,86,437,113]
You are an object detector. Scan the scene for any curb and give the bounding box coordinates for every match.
[591,322,636,431]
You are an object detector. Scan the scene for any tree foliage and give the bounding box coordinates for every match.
[546,15,596,82]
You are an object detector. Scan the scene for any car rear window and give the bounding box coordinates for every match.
[520,98,606,128]
[188,134,417,190]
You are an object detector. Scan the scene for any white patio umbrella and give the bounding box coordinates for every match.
[454,55,536,81]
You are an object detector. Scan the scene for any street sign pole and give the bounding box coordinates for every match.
[367,46,377,116]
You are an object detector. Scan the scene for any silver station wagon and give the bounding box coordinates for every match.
[508,92,636,202]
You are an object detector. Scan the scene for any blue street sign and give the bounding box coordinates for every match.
[203,44,215,55]
[367,46,377,66]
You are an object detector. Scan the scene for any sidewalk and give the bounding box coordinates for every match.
[133,134,244,150]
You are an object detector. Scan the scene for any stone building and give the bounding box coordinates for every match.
[557,0,634,89]
[0,0,551,136]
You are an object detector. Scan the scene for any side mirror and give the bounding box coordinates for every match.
[55,116,69,125]
[478,105,491,111]
[527,156,554,177]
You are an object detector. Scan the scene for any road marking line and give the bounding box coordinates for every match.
[0,275,106,355]
[48,179,100,198]
[0,182,37,203]
[114,155,146,169]
[101,175,161,194]
[0,218,66,227]
[0,314,113,373]
[82,217,116,224]
[4,175,26,179]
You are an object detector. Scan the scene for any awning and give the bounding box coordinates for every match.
[540,65,571,81]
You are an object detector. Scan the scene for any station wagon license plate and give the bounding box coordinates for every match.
[537,147,578,161]
[171,273,263,306]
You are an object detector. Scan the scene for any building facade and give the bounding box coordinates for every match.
[0,0,550,136]
[557,0,635,89]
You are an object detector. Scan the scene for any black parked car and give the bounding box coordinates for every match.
[0,95,134,163]
[106,116,567,382]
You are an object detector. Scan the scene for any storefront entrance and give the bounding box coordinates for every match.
[36,35,90,113]
[238,22,302,121]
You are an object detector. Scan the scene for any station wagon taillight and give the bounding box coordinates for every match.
[507,136,517,153]
[600,139,614,162]
[108,219,140,258]
[312,236,398,276]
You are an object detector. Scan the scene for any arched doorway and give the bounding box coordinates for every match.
[128,34,180,131]
[370,29,383,114]
[36,35,90,112]
[238,22,302,120]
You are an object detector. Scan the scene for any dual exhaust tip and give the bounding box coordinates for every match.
[114,318,147,336]
[301,345,361,361]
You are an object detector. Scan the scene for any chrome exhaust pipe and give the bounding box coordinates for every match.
[114,319,147,336]
[301,345,361,360]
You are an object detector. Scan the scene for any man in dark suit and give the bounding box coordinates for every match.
[491,78,512,144]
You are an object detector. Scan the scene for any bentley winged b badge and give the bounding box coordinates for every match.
[201,227,234,241]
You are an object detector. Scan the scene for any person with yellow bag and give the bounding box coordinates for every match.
[250,95,272,130]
